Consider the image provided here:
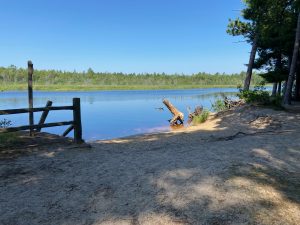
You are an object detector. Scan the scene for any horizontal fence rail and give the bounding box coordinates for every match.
[0,106,73,115]
[0,98,83,144]
[0,121,74,133]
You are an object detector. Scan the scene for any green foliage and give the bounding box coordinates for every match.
[237,85,270,104]
[238,84,284,108]
[0,119,17,147]
[0,133,19,148]
[0,66,264,91]
[227,18,254,40]
[259,69,288,83]
[211,93,233,112]
[269,95,285,109]
[192,110,210,125]
[228,0,298,97]
[212,99,228,112]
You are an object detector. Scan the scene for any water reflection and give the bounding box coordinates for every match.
[170,124,185,131]
[0,88,238,140]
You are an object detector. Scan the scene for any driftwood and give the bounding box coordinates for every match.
[163,99,184,125]
[224,97,244,109]
[187,106,203,124]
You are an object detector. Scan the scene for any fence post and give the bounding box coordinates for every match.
[27,60,34,136]
[73,98,83,143]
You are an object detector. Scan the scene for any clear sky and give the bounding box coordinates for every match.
[0,0,249,74]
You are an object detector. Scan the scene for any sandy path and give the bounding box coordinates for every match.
[0,106,300,225]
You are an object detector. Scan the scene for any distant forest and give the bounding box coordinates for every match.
[0,65,264,90]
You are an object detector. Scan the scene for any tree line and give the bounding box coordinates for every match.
[227,0,300,104]
[0,66,263,89]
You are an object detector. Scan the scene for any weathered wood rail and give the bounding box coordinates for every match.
[0,98,83,144]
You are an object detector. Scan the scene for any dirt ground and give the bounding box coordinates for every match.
[0,105,300,225]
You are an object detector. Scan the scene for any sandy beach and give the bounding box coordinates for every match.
[0,105,299,225]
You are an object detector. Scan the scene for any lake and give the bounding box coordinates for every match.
[0,88,238,141]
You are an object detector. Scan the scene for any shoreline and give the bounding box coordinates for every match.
[1,84,239,92]
[95,113,219,143]
[1,84,272,92]
[1,105,300,224]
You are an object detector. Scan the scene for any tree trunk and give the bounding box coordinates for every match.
[296,69,300,100]
[295,57,300,100]
[283,55,292,96]
[244,36,258,91]
[277,81,282,96]
[275,53,282,96]
[163,99,184,125]
[296,75,300,100]
[283,12,300,105]
[272,83,278,96]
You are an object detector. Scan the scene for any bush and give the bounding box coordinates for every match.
[0,133,18,147]
[269,95,284,109]
[192,110,210,125]
[0,119,18,147]
[237,85,285,109]
[212,99,227,112]
[237,85,270,104]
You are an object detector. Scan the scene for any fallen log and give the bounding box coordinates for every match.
[224,97,244,109]
[163,99,184,125]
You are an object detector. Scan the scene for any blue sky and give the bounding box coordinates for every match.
[0,0,249,74]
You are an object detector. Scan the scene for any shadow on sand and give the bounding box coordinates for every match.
[1,106,300,225]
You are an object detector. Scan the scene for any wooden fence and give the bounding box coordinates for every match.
[0,98,83,144]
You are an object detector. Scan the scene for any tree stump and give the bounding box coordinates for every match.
[163,99,184,125]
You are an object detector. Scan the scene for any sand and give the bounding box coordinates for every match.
[0,105,300,225]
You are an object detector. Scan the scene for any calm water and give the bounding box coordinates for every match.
[0,88,238,140]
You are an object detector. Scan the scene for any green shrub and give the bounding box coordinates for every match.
[192,110,210,125]
[237,85,285,109]
[269,95,284,109]
[212,99,227,112]
[0,133,18,147]
[0,119,18,147]
[237,85,270,104]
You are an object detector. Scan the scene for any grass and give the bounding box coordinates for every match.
[192,110,210,125]
[1,84,239,91]
[212,99,228,112]
[0,133,19,148]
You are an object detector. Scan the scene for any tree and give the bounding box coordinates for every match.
[227,0,270,90]
[229,0,300,103]
[283,12,300,104]
[227,18,257,91]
